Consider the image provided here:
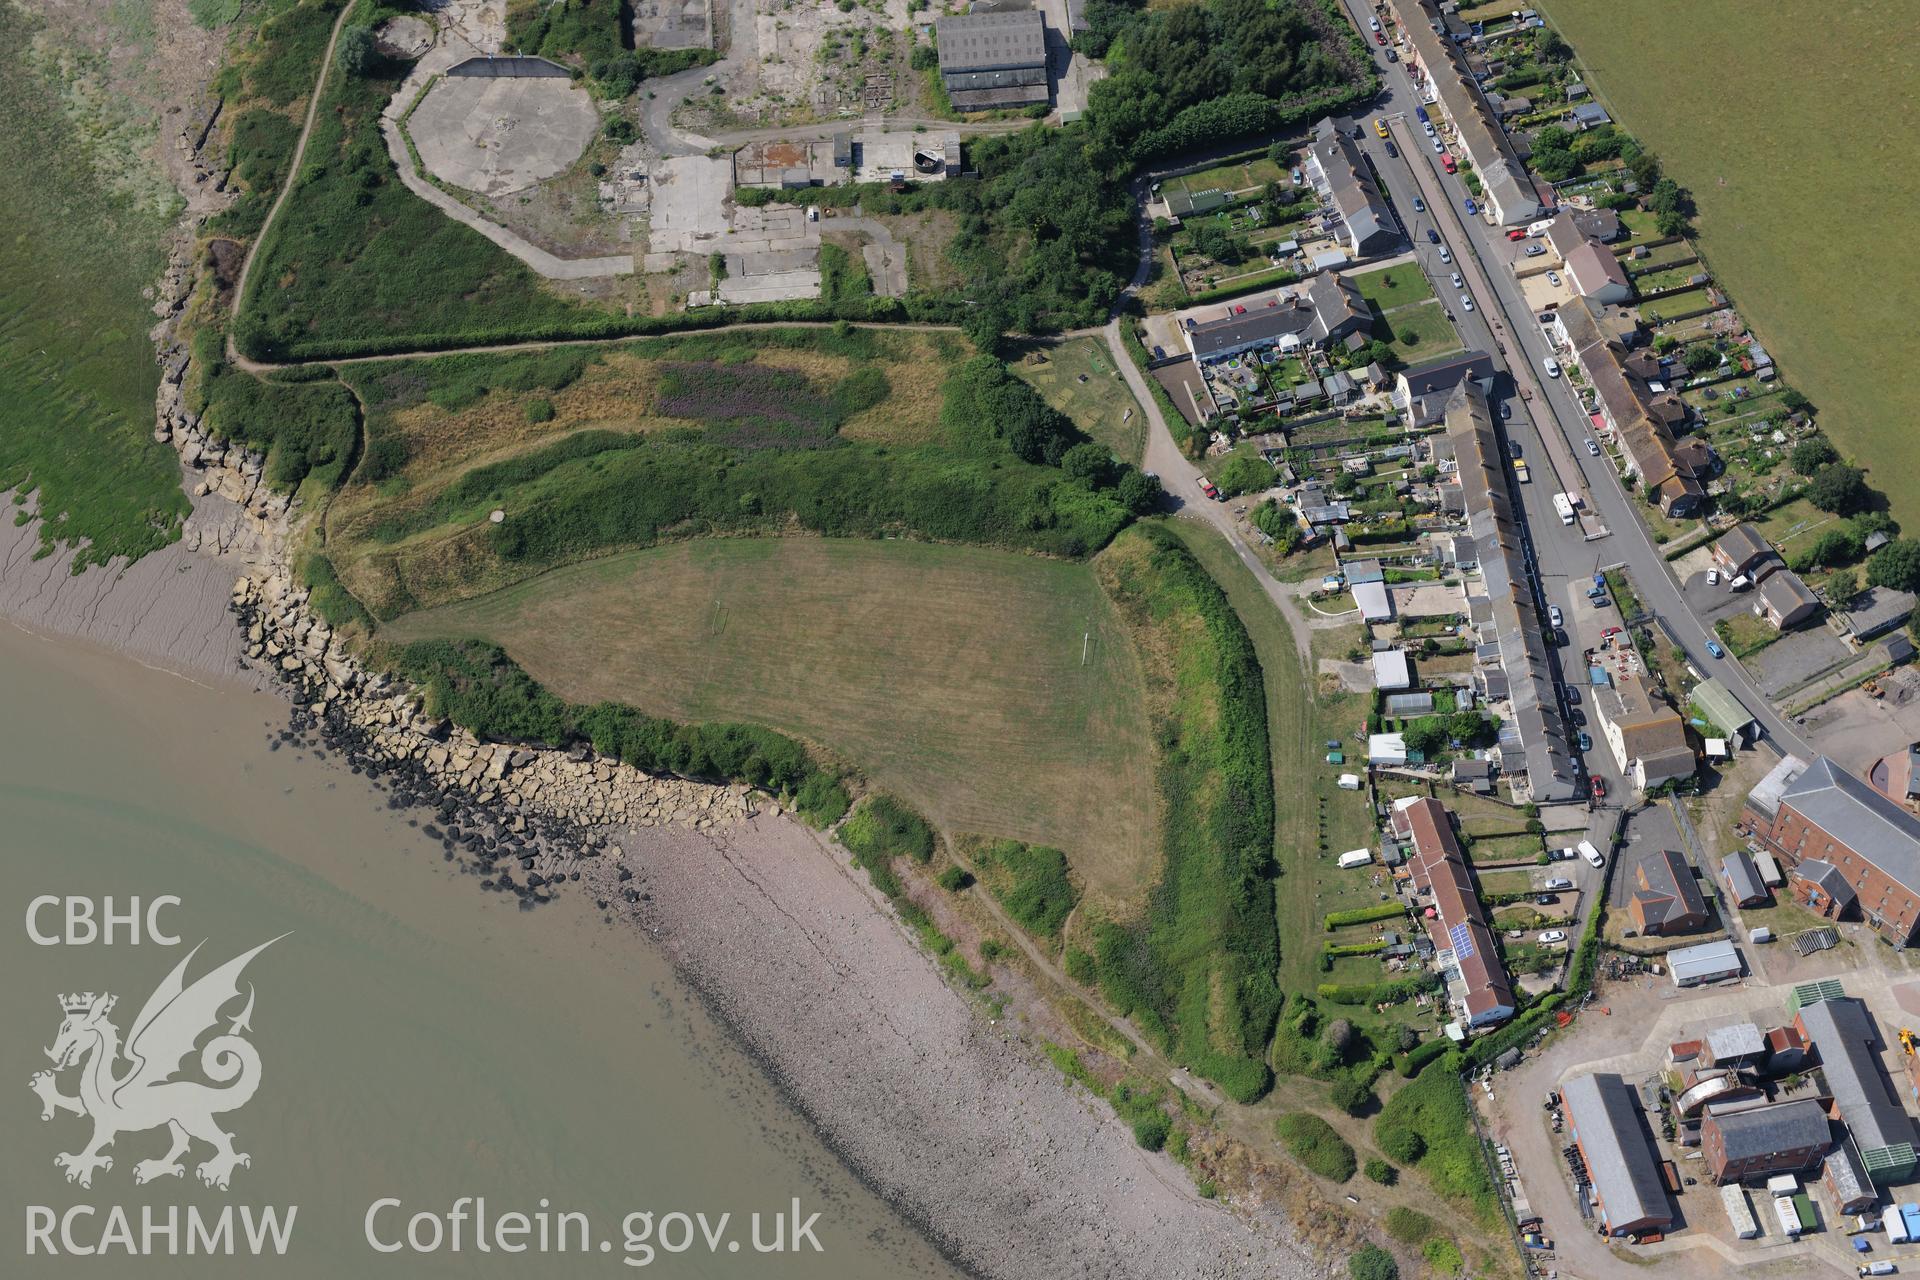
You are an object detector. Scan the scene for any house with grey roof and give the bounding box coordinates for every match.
[1794,995,1919,1183]
[1712,523,1779,580]
[1396,350,1498,427]
[1306,270,1374,345]
[1757,569,1823,630]
[1563,1073,1673,1236]
[1304,119,1399,257]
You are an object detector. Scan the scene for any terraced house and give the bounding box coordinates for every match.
[1392,796,1514,1027]
[1304,118,1398,257]
[1551,297,1705,516]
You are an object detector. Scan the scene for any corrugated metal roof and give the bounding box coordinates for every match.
[1797,997,1918,1159]
[1781,757,1920,894]
[1705,1099,1831,1164]
[1564,1072,1670,1232]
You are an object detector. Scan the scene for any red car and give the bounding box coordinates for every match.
[1441,153,1457,174]
[1374,30,1386,45]
[1507,229,1526,241]
[1590,776,1607,800]
[1199,478,1220,500]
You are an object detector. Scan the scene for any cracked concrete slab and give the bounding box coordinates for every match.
[410,76,600,196]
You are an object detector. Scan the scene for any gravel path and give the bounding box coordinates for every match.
[616,814,1318,1280]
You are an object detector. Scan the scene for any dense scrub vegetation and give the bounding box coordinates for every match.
[1079,0,1372,161]
[841,794,937,897]
[342,346,1145,614]
[188,331,362,489]
[1373,1056,1499,1225]
[1081,525,1280,1103]
[971,838,1078,941]
[390,638,850,824]
[1275,1112,1355,1182]
[209,0,348,239]
[504,0,718,93]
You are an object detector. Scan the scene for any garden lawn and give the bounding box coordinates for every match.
[1539,0,1920,530]
[384,538,1158,904]
[1386,300,1463,360]
[1350,262,1435,309]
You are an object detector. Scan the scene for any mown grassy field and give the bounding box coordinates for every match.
[1538,0,1920,528]
[0,3,190,568]
[382,537,1159,903]
[1012,337,1148,465]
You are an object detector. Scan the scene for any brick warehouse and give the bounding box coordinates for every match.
[1741,755,1920,944]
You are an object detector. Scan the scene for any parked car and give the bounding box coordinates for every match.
[1442,153,1457,174]
[1550,848,1576,861]
[1537,930,1569,945]
[1584,437,1599,455]
[1706,639,1726,659]
[1198,478,1219,500]
[1374,117,1390,138]
[1460,293,1474,313]
[1374,29,1386,44]
[1387,48,1398,62]
[1544,357,1562,378]
[1534,894,1558,906]
[1578,730,1592,752]
[1555,627,1568,646]
[1564,685,1580,705]
[1544,877,1575,890]
[1151,345,1166,360]
[1547,605,1563,627]
[1416,106,1430,124]
[1463,198,1477,214]
[1707,569,1721,586]
[1507,229,1526,241]
[1385,139,1398,157]
[1369,15,1381,30]
[1525,244,1547,257]
[1500,402,1512,421]
[1427,229,1441,244]
[1431,137,1445,154]
[1450,272,1464,289]
[1590,776,1607,801]
[1439,246,1452,264]
[1546,271,1562,287]
[1423,119,1436,136]
[1412,196,1426,213]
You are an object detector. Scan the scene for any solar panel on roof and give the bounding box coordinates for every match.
[1450,922,1475,960]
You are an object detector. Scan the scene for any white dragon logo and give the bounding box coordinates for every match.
[28,937,284,1191]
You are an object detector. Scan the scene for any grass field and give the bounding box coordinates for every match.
[1386,300,1463,361]
[1163,155,1287,197]
[0,3,190,568]
[1538,0,1920,529]
[1013,338,1149,465]
[383,538,1158,904]
[1350,263,1434,309]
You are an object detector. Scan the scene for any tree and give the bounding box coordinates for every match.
[592,53,645,96]
[1445,711,1484,745]
[1868,539,1920,593]
[1827,568,1859,607]
[1349,1244,1400,1280]
[1790,437,1838,475]
[1806,463,1870,515]
[1779,388,1812,415]
[1683,344,1721,373]
[1854,510,1898,540]
[1533,27,1571,62]
[1330,1076,1373,1115]
[1115,469,1164,515]
[1363,1157,1398,1185]
[1061,442,1115,488]
[1404,718,1448,757]
[1377,1122,1424,1164]
[962,301,1011,357]
[336,24,379,77]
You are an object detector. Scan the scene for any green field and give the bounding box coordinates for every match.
[1163,155,1287,197]
[1013,338,1148,464]
[1350,263,1434,309]
[0,4,189,567]
[1386,300,1463,360]
[1539,0,1920,529]
[383,538,1158,904]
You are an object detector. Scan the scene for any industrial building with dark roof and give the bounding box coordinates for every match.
[1794,995,1919,1184]
[1563,1072,1673,1236]
[934,9,1050,110]
[1700,1099,1833,1184]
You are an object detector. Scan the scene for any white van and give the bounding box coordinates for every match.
[1578,839,1604,868]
